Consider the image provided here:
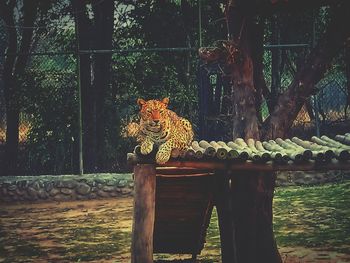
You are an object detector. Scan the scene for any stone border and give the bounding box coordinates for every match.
[1,171,349,203]
[276,170,350,186]
[0,173,133,203]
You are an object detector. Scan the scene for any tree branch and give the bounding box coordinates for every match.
[263,1,350,139]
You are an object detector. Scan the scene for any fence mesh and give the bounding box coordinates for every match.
[0,5,349,175]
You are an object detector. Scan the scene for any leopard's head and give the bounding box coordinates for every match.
[137,98,170,130]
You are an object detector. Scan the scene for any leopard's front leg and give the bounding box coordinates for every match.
[140,136,154,155]
[156,139,176,164]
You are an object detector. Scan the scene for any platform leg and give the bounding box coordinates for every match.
[131,164,156,263]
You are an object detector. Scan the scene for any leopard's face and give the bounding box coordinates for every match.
[137,98,170,131]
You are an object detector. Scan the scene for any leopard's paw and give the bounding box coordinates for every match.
[156,149,171,164]
[140,142,153,155]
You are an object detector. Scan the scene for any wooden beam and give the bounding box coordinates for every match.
[131,164,156,263]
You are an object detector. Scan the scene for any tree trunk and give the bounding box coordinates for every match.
[251,18,267,122]
[226,5,259,140]
[230,172,281,263]
[72,0,95,173]
[263,1,350,139]
[92,0,114,170]
[1,0,38,175]
[270,15,281,111]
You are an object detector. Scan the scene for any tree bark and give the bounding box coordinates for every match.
[230,172,281,263]
[263,1,350,139]
[72,0,95,173]
[0,0,38,175]
[225,4,259,140]
[270,15,281,111]
[92,0,114,170]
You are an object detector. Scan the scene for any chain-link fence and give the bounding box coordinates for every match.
[198,45,349,141]
[1,4,349,175]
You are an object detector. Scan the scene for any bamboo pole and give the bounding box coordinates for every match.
[335,135,350,145]
[291,137,329,162]
[246,138,270,163]
[210,141,228,160]
[199,140,216,157]
[235,138,261,162]
[321,135,350,150]
[191,141,205,159]
[226,141,249,161]
[271,139,304,163]
[311,136,350,161]
[285,139,312,159]
[262,141,289,164]
[217,141,240,160]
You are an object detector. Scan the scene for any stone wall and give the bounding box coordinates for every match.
[1,171,349,203]
[0,173,133,203]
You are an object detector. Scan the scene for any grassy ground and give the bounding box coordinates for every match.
[0,181,350,262]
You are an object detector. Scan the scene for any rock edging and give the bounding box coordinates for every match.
[0,173,133,203]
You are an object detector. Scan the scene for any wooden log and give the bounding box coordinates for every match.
[290,137,331,162]
[285,139,312,160]
[214,171,237,263]
[321,135,350,150]
[185,146,203,159]
[210,141,228,160]
[171,148,181,159]
[191,141,205,159]
[131,164,156,263]
[249,139,271,162]
[127,152,138,165]
[334,135,350,146]
[199,140,216,157]
[270,140,304,163]
[227,141,249,161]
[262,141,289,164]
[236,138,261,162]
[217,141,240,160]
[311,136,350,161]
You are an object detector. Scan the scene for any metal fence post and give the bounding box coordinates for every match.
[74,11,84,175]
[313,95,320,137]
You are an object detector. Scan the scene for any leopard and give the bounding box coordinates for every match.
[125,97,194,164]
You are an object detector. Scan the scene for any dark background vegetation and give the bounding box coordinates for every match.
[0,0,349,176]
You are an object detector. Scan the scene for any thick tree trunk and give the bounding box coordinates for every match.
[270,15,281,111]
[263,1,350,139]
[72,0,95,173]
[92,0,114,170]
[251,18,267,122]
[222,3,282,263]
[226,5,259,140]
[230,172,281,263]
[1,0,38,175]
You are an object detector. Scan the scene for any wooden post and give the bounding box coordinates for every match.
[131,164,156,263]
[214,170,238,263]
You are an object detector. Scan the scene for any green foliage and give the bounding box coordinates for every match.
[21,55,78,175]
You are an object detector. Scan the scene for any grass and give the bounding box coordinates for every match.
[0,181,350,262]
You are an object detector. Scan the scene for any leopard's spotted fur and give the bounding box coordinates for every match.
[126,98,193,164]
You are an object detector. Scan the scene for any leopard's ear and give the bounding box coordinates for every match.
[137,98,146,107]
[161,97,169,107]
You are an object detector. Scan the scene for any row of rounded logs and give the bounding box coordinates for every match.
[130,134,350,164]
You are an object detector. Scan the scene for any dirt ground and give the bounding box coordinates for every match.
[0,197,350,263]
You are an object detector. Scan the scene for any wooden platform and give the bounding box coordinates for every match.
[130,134,350,263]
[153,172,214,255]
